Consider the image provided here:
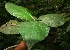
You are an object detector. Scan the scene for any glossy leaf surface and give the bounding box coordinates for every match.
[17,21,50,49]
[5,3,35,20]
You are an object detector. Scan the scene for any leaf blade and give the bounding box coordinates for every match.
[17,21,50,49]
[5,3,35,20]
[38,14,68,27]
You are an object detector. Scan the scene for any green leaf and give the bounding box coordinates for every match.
[66,24,70,32]
[17,21,50,49]
[0,20,19,34]
[38,13,69,27]
[5,3,35,21]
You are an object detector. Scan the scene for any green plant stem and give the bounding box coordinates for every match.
[28,47,32,50]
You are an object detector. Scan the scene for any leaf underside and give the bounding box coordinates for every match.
[0,20,19,34]
[38,14,68,27]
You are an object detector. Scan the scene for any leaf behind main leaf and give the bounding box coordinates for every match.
[0,20,19,34]
[38,13,69,27]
